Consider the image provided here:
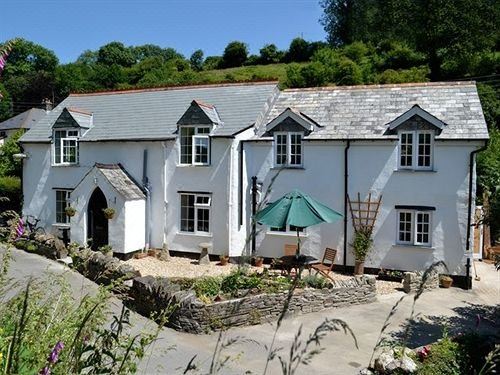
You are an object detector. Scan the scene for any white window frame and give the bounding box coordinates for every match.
[274,131,303,167]
[53,129,79,166]
[55,190,70,224]
[396,209,432,247]
[269,225,305,235]
[398,130,434,171]
[179,193,211,234]
[179,126,211,166]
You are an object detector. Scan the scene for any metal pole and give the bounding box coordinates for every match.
[251,176,257,255]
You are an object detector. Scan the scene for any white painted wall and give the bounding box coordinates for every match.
[125,199,146,252]
[245,140,483,275]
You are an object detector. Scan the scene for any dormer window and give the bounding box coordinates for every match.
[398,130,433,170]
[275,132,303,167]
[180,126,211,165]
[53,129,79,165]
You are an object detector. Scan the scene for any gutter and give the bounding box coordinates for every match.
[343,139,351,268]
[465,141,488,289]
[142,149,152,249]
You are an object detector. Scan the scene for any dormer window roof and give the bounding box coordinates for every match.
[386,104,446,134]
[52,107,93,129]
[177,99,222,127]
[264,107,320,136]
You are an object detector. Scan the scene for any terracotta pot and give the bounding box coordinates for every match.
[148,249,159,257]
[354,260,365,275]
[254,257,264,267]
[220,256,229,266]
[441,277,453,288]
[135,252,148,259]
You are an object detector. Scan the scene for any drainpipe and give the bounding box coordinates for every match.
[251,175,258,255]
[343,139,351,269]
[465,141,488,289]
[143,149,152,249]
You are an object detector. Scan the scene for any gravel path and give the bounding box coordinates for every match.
[124,256,402,294]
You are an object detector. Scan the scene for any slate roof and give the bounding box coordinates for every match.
[95,164,145,200]
[0,108,46,131]
[21,82,278,142]
[256,82,489,140]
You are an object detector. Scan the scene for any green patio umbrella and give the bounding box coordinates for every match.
[255,189,343,256]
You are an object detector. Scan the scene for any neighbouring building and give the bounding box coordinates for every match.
[19,81,488,277]
[0,108,47,146]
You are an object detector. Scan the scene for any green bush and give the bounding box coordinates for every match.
[192,276,222,298]
[352,228,373,261]
[300,274,329,289]
[220,269,263,295]
[0,176,21,213]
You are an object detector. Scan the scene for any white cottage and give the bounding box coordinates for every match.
[19,81,488,279]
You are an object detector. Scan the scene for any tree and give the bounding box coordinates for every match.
[222,41,248,68]
[0,83,13,121]
[0,129,24,177]
[76,50,98,65]
[190,50,204,71]
[203,56,223,70]
[259,44,282,65]
[131,44,183,63]
[286,38,310,62]
[97,42,135,67]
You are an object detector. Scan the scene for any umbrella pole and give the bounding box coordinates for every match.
[296,227,300,257]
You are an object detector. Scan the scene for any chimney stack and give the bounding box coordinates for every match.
[42,98,53,112]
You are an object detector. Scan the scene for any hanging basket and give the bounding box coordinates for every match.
[65,206,76,217]
[102,207,116,220]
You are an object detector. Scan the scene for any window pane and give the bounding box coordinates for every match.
[400,133,413,167]
[197,208,210,232]
[63,139,78,163]
[270,226,286,232]
[290,133,302,165]
[416,212,431,245]
[275,134,287,165]
[194,136,209,164]
[180,127,194,164]
[56,191,69,223]
[417,133,431,167]
[196,127,210,134]
[289,225,304,232]
[54,131,63,164]
[180,194,195,232]
[398,211,412,243]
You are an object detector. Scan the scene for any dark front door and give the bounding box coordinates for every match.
[87,187,108,249]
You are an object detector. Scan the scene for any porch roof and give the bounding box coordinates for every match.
[95,163,145,200]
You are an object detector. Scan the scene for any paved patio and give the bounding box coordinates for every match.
[2,245,498,374]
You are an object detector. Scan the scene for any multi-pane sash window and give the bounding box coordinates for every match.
[180,193,211,234]
[54,130,79,165]
[270,225,304,234]
[397,210,431,246]
[398,131,433,170]
[179,126,210,165]
[274,132,303,167]
[56,190,70,224]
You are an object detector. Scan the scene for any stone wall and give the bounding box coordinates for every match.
[128,275,376,334]
[403,271,439,293]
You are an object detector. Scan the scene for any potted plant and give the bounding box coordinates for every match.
[148,248,159,257]
[219,254,230,266]
[352,227,373,275]
[102,207,115,220]
[135,248,148,259]
[440,275,453,288]
[377,268,404,282]
[65,206,76,217]
[253,256,264,267]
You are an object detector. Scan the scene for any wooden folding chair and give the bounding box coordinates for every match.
[311,248,337,280]
[282,244,298,275]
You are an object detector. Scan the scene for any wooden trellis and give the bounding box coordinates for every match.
[348,192,382,232]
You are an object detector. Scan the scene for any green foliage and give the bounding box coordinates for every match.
[286,37,311,62]
[192,276,222,299]
[259,44,283,65]
[97,41,136,67]
[299,274,329,289]
[0,129,24,177]
[222,41,248,68]
[0,176,21,213]
[189,49,204,71]
[220,269,263,295]
[352,228,373,261]
[376,66,430,84]
[0,83,12,121]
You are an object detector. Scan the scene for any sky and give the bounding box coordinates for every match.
[1,0,326,64]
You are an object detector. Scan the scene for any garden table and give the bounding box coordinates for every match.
[279,254,319,275]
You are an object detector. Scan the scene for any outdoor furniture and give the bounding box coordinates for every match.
[284,244,297,256]
[310,248,337,281]
[280,254,318,276]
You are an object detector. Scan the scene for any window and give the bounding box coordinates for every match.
[179,126,211,165]
[269,225,304,234]
[398,131,433,170]
[274,132,303,167]
[55,190,70,224]
[397,210,431,246]
[53,129,79,165]
[180,193,211,234]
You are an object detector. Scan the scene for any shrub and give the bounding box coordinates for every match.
[192,276,222,299]
[220,269,262,295]
[300,274,329,289]
[0,176,21,213]
[352,228,373,261]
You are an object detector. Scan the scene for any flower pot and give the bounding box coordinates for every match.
[354,260,365,275]
[65,207,76,217]
[135,252,148,259]
[148,249,159,257]
[220,256,229,266]
[102,208,115,220]
[253,257,264,267]
[440,277,453,288]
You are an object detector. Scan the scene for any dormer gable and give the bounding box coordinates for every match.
[177,100,222,127]
[52,107,93,129]
[263,107,320,137]
[385,105,446,135]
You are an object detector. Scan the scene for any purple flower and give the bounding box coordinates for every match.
[47,341,64,364]
[38,367,51,375]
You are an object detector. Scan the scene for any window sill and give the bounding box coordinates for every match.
[393,244,434,250]
[271,166,305,170]
[267,232,308,238]
[52,164,80,168]
[177,164,211,168]
[394,169,437,173]
[176,231,213,238]
[52,223,70,229]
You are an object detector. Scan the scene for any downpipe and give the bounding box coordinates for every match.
[343,139,351,269]
[143,149,152,249]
